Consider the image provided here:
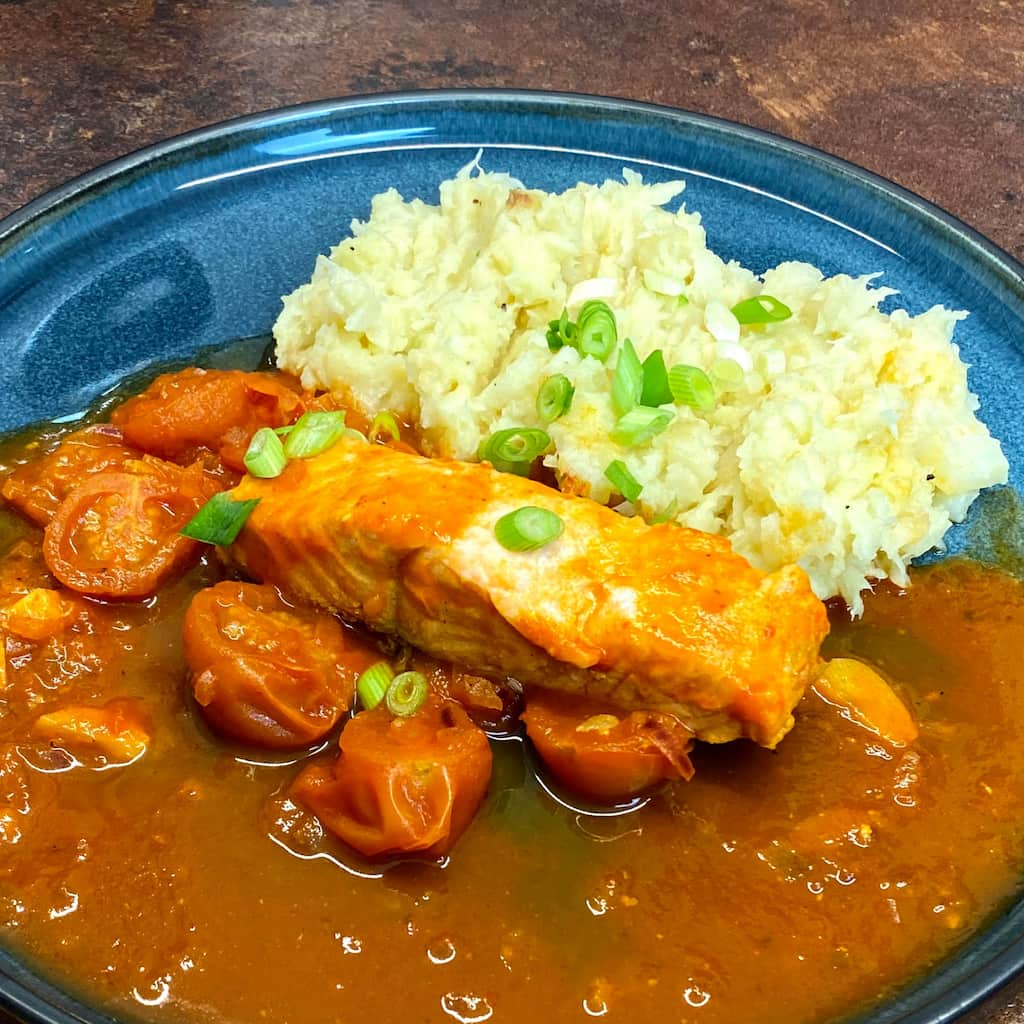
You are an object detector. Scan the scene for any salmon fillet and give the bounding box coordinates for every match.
[227,439,829,747]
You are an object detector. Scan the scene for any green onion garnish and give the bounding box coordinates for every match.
[709,357,745,391]
[650,498,680,525]
[478,427,551,476]
[731,295,792,325]
[677,294,690,308]
[369,410,401,443]
[546,308,576,352]
[537,374,575,423]
[385,671,428,717]
[357,661,394,711]
[274,424,294,437]
[642,269,685,297]
[640,349,673,407]
[604,460,643,503]
[180,493,260,546]
[243,427,287,479]
[610,338,643,417]
[282,410,349,459]
[494,506,564,552]
[668,365,716,412]
[576,300,618,362]
[610,406,674,446]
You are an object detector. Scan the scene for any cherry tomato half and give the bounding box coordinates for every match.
[111,368,302,471]
[43,459,214,600]
[184,582,377,749]
[292,697,492,858]
[2,425,140,525]
[522,689,694,803]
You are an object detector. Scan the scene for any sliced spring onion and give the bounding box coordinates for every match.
[715,339,754,373]
[274,424,294,437]
[282,410,349,459]
[357,662,394,711]
[709,357,745,391]
[704,299,740,345]
[610,406,674,446]
[566,276,617,307]
[180,493,260,546]
[369,410,401,443]
[731,294,792,324]
[650,498,680,525]
[576,300,618,362]
[478,427,551,476]
[640,349,673,407]
[610,338,643,418]
[494,506,564,552]
[536,374,575,423]
[604,459,643,503]
[668,365,716,412]
[642,269,685,297]
[546,308,575,352]
[385,671,428,717]
[243,427,288,479]
[677,294,690,308]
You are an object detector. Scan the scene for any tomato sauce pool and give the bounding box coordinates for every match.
[1,357,1024,1024]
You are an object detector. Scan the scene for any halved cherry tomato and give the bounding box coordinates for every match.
[522,689,695,803]
[2,425,140,525]
[292,696,492,858]
[183,582,377,749]
[43,458,214,600]
[34,698,150,767]
[111,368,302,471]
[813,658,918,746]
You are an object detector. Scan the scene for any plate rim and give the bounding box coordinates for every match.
[1,87,1023,299]
[1,86,1023,1024]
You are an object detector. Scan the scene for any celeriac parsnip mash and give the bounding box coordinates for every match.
[273,158,1007,612]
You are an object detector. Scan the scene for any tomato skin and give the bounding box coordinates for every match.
[522,690,694,803]
[42,458,214,600]
[111,368,302,471]
[292,697,492,858]
[184,582,375,750]
[33,698,150,767]
[2,425,140,526]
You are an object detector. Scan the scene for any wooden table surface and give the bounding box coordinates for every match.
[1,0,1023,1022]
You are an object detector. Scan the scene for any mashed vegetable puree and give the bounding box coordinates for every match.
[273,158,1007,611]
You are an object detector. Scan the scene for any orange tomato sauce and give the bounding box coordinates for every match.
[1,366,1024,1024]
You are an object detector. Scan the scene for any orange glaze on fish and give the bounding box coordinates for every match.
[227,438,829,747]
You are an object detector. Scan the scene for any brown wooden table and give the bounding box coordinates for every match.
[1,1,1023,1022]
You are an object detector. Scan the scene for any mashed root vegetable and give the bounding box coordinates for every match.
[273,160,1008,613]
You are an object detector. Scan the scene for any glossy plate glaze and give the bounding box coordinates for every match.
[1,90,1023,1024]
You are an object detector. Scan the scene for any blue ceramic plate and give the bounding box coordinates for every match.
[1,90,1023,1024]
